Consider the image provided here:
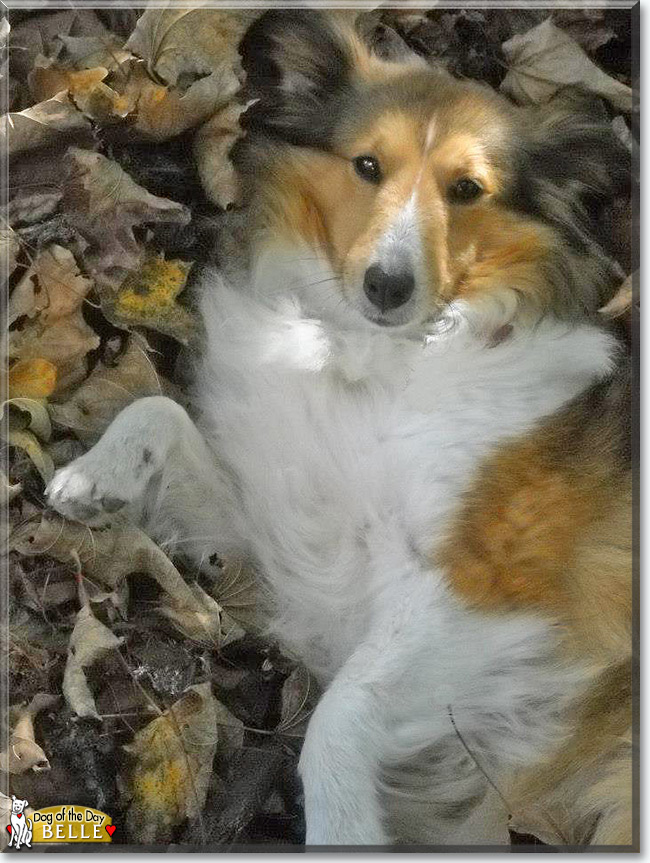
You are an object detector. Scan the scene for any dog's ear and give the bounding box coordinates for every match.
[515,98,631,254]
[239,10,357,147]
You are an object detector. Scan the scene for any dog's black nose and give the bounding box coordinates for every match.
[363,265,415,312]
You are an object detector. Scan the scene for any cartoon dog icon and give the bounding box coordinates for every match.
[9,796,32,849]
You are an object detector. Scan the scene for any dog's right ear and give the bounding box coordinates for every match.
[239,10,356,148]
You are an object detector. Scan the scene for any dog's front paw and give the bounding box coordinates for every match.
[46,452,151,526]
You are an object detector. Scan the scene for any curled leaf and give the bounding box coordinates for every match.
[6,429,55,484]
[63,603,124,718]
[0,692,57,773]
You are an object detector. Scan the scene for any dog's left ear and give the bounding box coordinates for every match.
[515,98,631,252]
[240,10,359,147]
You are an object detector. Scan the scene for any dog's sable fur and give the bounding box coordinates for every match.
[47,11,633,847]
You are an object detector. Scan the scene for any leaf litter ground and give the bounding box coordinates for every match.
[3,4,634,850]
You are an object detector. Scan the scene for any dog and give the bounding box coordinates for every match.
[47,11,633,847]
[9,796,32,849]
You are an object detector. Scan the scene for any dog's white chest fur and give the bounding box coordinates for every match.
[197,273,614,679]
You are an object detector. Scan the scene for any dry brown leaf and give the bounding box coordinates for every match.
[1,469,22,504]
[58,33,133,72]
[1,226,19,283]
[213,558,268,635]
[49,334,163,445]
[1,397,52,439]
[63,602,124,718]
[5,430,55,484]
[10,9,109,85]
[125,6,255,89]
[7,245,98,393]
[276,665,316,738]
[194,102,248,208]
[8,359,57,399]
[160,582,245,648]
[501,18,633,111]
[29,64,108,103]
[8,191,62,225]
[124,682,219,843]
[63,147,191,284]
[1,92,91,157]
[100,254,195,343]
[10,515,212,621]
[28,63,131,124]
[118,59,240,141]
[0,692,57,774]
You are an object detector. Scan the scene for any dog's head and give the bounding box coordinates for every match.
[11,796,28,815]
[239,12,629,332]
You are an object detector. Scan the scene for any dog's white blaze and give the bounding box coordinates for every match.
[374,190,423,277]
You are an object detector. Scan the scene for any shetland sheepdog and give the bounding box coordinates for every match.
[47,11,634,847]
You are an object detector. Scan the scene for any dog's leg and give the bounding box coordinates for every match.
[298,554,440,846]
[47,396,237,556]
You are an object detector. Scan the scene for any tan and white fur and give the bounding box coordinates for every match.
[47,12,633,848]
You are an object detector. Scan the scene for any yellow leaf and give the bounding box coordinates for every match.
[124,683,219,843]
[8,359,57,399]
[6,430,55,484]
[28,65,108,103]
[103,255,195,343]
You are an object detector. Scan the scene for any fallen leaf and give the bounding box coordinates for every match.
[10,9,109,86]
[124,682,219,843]
[63,602,124,718]
[6,430,55,484]
[1,396,52,439]
[501,18,633,112]
[125,6,255,90]
[276,665,315,738]
[1,92,90,157]
[8,359,57,399]
[212,558,268,636]
[120,59,241,141]
[100,254,195,343]
[194,102,248,208]
[63,147,191,285]
[1,469,22,504]
[29,64,108,103]
[9,191,62,225]
[0,692,57,773]
[1,226,19,283]
[10,515,214,621]
[6,245,98,393]
[160,582,245,648]
[58,33,133,72]
[49,334,163,445]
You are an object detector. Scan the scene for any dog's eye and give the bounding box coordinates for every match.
[353,155,382,184]
[448,178,483,204]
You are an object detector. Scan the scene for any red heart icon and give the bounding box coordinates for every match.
[16,813,23,819]
[6,825,11,835]
[105,825,116,837]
